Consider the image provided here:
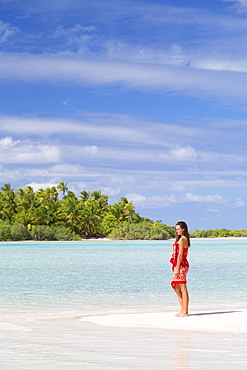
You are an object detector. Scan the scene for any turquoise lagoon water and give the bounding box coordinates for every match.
[0,239,246,370]
[0,238,246,313]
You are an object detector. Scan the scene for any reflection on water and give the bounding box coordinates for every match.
[172,330,190,370]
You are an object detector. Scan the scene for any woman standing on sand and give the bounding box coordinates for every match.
[170,221,190,317]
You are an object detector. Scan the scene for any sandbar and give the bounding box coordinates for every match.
[81,308,247,333]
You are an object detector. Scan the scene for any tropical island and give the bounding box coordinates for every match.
[0,182,246,241]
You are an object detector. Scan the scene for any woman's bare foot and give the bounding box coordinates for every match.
[175,312,182,317]
[177,312,189,317]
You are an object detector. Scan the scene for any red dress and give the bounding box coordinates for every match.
[170,242,189,289]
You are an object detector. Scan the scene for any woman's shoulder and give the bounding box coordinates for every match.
[180,235,189,247]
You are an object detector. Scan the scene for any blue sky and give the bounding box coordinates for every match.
[1,0,247,231]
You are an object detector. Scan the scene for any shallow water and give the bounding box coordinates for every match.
[0,239,246,369]
[0,238,246,311]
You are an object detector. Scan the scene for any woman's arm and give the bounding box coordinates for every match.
[174,237,187,274]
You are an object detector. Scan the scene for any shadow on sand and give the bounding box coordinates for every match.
[189,310,241,316]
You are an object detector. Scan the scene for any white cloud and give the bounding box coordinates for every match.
[192,58,247,73]
[50,164,83,174]
[159,145,246,166]
[199,151,246,164]
[104,41,189,66]
[1,52,247,102]
[51,24,97,54]
[0,114,157,146]
[0,20,19,43]
[100,187,121,197]
[25,181,58,191]
[62,97,71,105]
[126,193,146,204]
[185,192,224,203]
[167,178,247,191]
[0,136,61,164]
[0,167,26,182]
[232,198,245,207]
[1,115,247,168]
[100,174,136,188]
[12,0,245,33]
[126,193,178,208]
[82,145,98,156]
[223,0,247,12]
[126,191,245,209]
[161,145,197,161]
[64,145,99,160]
[169,183,187,191]
[16,167,247,196]
[0,136,20,147]
[52,24,96,40]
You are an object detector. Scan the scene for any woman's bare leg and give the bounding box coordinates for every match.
[174,285,183,316]
[177,284,189,317]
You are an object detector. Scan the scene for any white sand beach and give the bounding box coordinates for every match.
[81,308,247,334]
[1,307,246,369]
[79,309,247,369]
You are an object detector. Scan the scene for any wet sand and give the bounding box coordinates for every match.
[0,307,246,369]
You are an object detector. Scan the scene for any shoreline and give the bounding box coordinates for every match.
[1,236,247,243]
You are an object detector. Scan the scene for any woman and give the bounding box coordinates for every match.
[170,221,190,317]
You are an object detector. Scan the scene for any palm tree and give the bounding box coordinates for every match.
[1,183,14,193]
[33,205,49,225]
[57,181,68,198]
[36,187,58,203]
[79,200,101,236]
[15,187,35,226]
[61,195,80,232]
[79,190,90,203]
[45,199,63,225]
[49,186,59,201]
[0,183,16,221]
[32,199,63,226]
[90,190,102,201]
[36,188,46,202]
[122,202,136,223]
[107,203,122,221]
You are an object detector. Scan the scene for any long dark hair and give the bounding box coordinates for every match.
[175,221,190,247]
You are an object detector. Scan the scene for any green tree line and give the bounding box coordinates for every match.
[191,229,247,238]
[0,182,174,241]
